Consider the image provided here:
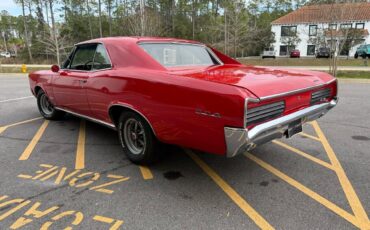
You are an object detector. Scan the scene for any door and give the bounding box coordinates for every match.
[53,43,97,116]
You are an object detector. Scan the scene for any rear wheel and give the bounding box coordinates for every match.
[37,90,64,120]
[118,112,159,165]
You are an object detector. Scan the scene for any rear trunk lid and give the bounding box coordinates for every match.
[168,65,333,99]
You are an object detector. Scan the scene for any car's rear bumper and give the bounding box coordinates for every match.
[224,97,338,157]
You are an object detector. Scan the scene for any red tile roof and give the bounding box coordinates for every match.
[272,2,370,25]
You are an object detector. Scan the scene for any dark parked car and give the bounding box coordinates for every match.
[316,47,331,58]
[290,49,300,58]
[354,44,370,59]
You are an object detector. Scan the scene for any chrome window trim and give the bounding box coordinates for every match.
[138,41,223,66]
[55,107,116,130]
[60,42,113,73]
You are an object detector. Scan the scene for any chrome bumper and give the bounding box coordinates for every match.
[224,98,338,157]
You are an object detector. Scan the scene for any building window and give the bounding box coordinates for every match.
[281,26,297,36]
[340,23,352,29]
[279,45,295,56]
[279,46,288,56]
[307,45,315,56]
[329,24,337,30]
[355,23,365,29]
[309,25,317,36]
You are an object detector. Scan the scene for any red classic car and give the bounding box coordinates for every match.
[29,37,338,164]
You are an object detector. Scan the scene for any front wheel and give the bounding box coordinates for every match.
[37,90,64,120]
[118,112,159,165]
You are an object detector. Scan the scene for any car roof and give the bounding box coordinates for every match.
[75,37,206,71]
[77,36,204,46]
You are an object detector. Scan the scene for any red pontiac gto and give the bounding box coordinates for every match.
[28,37,338,164]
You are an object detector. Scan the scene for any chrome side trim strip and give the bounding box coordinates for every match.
[258,78,337,101]
[108,104,157,137]
[55,107,116,130]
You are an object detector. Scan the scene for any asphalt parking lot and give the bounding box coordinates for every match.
[0,74,369,229]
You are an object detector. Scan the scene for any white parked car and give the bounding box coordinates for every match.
[0,51,11,58]
[261,47,276,59]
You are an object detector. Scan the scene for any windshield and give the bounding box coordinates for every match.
[139,43,219,67]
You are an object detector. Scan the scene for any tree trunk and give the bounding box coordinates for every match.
[98,0,103,37]
[108,0,112,36]
[139,0,145,36]
[87,0,93,39]
[21,0,33,63]
[49,0,60,65]
[224,8,227,54]
[192,0,195,40]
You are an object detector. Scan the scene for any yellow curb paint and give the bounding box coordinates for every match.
[187,150,274,230]
[19,120,49,161]
[75,120,86,170]
[139,166,153,180]
[273,140,334,170]
[244,152,363,229]
[312,121,370,229]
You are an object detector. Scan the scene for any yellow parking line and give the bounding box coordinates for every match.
[312,121,370,229]
[75,120,86,170]
[272,140,334,170]
[244,152,363,229]
[186,150,274,230]
[298,132,321,141]
[139,166,153,180]
[0,117,43,135]
[19,120,49,161]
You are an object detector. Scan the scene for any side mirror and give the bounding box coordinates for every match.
[51,65,60,73]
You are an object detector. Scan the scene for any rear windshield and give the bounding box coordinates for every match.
[139,43,219,67]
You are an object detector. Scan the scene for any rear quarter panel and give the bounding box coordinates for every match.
[87,68,251,155]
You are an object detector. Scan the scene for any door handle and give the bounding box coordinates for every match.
[78,79,87,88]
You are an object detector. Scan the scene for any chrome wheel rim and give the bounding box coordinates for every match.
[123,118,146,155]
[40,94,54,115]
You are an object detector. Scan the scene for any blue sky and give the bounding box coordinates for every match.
[0,0,22,16]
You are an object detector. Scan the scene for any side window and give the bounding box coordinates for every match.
[69,44,97,71]
[93,44,112,70]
